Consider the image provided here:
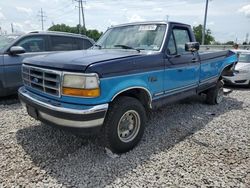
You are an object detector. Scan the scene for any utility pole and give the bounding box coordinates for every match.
[245,33,249,44]
[165,15,169,22]
[75,0,86,33]
[38,8,46,31]
[11,23,14,33]
[202,0,209,45]
[78,0,81,33]
[80,0,85,29]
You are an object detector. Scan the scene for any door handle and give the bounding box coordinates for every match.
[177,69,183,72]
[192,58,199,63]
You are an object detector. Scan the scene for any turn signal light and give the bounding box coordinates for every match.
[62,87,100,97]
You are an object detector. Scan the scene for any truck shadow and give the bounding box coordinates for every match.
[16,95,244,187]
[0,94,19,105]
[224,85,250,91]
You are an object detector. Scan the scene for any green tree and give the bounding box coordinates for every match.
[213,41,221,45]
[224,41,234,45]
[48,24,103,41]
[192,24,215,45]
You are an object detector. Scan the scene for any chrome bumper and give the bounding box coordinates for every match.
[18,87,109,128]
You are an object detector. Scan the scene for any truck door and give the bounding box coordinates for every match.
[3,35,49,90]
[164,27,200,95]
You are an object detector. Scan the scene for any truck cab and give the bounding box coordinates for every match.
[18,21,237,153]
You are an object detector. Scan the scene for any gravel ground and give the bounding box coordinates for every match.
[0,89,249,187]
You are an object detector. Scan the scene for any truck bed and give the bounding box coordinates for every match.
[198,50,234,61]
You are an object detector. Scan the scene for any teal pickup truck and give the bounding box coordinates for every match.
[19,21,237,153]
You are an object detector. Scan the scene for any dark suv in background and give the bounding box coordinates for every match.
[0,31,94,97]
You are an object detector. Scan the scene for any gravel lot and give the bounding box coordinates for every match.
[0,89,249,187]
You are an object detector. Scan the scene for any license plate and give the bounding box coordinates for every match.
[27,105,38,119]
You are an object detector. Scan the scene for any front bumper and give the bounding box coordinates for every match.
[18,87,109,132]
[223,73,250,85]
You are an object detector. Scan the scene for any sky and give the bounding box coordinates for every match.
[0,0,249,43]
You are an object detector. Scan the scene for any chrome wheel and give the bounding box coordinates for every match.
[216,87,224,104]
[117,110,141,143]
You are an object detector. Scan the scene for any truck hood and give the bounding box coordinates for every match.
[23,49,143,71]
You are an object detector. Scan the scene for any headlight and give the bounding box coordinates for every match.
[62,73,100,97]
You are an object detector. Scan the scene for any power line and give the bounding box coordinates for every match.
[49,7,76,22]
[45,1,74,14]
[38,8,46,31]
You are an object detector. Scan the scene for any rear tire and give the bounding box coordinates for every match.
[206,80,224,105]
[103,96,146,153]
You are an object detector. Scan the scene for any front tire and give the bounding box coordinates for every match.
[206,80,224,105]
[103,96,146,153]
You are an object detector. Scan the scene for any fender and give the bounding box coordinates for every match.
[100,77,152,103]
[111,86,152,102]
[218,53,238,77]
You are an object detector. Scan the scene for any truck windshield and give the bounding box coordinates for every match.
[238,53,250,63]
[95,24,167,51]
[0,35,19,50]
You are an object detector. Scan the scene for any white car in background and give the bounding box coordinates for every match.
[223,50,250,86]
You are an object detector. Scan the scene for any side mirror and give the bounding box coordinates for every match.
[185,42,200,52]
[9,46,26,55]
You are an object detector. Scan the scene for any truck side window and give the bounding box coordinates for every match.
[173,29,191,54]
[83,39,93,49]
[75,39,93,50]
[16,36,46,52]
[50,36,74,51]
[167,33,177,55]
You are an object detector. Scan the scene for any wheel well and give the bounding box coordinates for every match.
[220,63,235,79]
[112,88,152,110]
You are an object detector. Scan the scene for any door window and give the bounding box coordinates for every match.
[173,28,191,54]
[16,36,46,52]
[83,39,93,49]
[166,33,177,55]
[50,36,75,51]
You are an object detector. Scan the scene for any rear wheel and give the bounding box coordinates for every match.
[206,80,224,105]
[103,96,146,153]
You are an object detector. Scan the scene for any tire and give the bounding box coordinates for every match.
[103,96,146,153]
[206,80,224,105]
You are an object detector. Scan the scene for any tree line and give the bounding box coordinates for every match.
[48,24,103,41]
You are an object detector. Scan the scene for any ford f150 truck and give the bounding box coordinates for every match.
[18,21,237,153]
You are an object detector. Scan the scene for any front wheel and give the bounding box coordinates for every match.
[103,96,146,153]
[206,80,224,105]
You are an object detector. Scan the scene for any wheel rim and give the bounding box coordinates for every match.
[216,87,224,103]
[117,110,141,143]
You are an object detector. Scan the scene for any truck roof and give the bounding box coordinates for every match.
[111,21,191,28]
[28,31,94,42]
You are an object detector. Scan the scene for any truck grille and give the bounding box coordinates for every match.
[22,65,62,97]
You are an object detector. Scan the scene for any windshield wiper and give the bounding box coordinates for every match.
[93,44,102,49]
[114,44,141,52]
